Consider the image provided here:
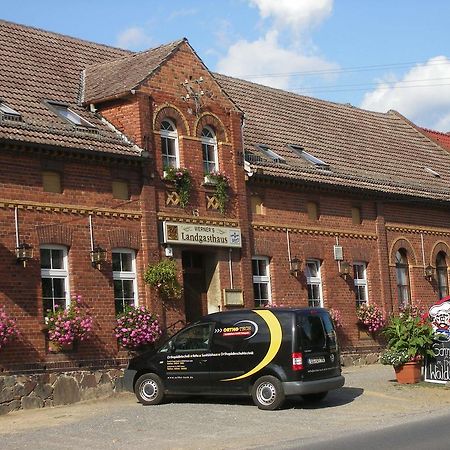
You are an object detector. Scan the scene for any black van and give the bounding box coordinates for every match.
[123,308,344,410]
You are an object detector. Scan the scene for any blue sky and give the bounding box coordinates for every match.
[3,0,450,130]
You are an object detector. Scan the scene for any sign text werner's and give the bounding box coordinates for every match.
[162,221,242,248]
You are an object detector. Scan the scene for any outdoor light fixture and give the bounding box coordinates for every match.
[290,257,301,277]
[424,265,435,281]
[15,242,33,267]
[90,245,107,269]
[339,261,352,279]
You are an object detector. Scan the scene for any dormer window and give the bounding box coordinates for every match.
[0,102,21,122]
[288,144,329,170]
[47,101,95,130]
[256,144,286,164]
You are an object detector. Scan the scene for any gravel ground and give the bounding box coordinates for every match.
[1,365,450,449]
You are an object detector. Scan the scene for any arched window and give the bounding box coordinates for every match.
[161,119,179,169]
[436,251,449,299]
[201,126,218,174]
[395,249,410,308]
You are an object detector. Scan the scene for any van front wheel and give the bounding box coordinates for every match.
[134,373,164,405]
[252,376,285,410]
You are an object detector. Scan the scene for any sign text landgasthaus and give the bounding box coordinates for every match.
[162,221,242,248]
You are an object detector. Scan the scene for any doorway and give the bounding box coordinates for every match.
[182,250,220,323]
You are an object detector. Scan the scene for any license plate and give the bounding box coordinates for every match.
[308,357,326,365]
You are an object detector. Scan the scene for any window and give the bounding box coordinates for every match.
[162,323,212,352]
[161,119,179,169]
[42,171,62,193]
[47,102,95,129]
[256,144,286,164]
[113,249,138,314]
[0,102,21,121]
[40,245,69,313]
[305,260,323,307]
[251,195,264,215]
[436,252,449,299]
[353,262,368,306]
[252,257,271,307]
[352,206,361,225]
[395,249,411,308]
[112,180,129,200]
[307,201,319,221]
[288,144,329,169]
[201,127,218,174]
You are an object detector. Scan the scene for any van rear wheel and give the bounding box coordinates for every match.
[252,376,285,410]
[302,391,328,402]
[134,373,165,405]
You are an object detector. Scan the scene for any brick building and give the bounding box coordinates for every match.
[1,20,450,374]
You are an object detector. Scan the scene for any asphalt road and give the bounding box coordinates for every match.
[1,365,450,449]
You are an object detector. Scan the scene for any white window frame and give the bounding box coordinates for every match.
[112,248,138,313]
[353,262,369,307]
[161,119,179,169]
[201,126,218,174]
[252,256,272,307]
[40,244,70,312]
[305,259,323,307]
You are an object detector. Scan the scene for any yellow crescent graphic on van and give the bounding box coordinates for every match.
[221,310,282,381]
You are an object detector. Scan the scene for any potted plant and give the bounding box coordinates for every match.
[144,259,183,301]
[115,305,163,350]
[44,294,93,352]
[163,167,191,208]
[381,306,435,384]
[356,303,385,333]
[0,306,19,351]
[204,171,230,213]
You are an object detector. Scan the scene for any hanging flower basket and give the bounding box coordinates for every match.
[144,259,183,301]
[163,167,192,208]
[0,306,19,351]
[204,171,230,213]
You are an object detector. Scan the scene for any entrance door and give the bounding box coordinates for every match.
[182,251,207,323]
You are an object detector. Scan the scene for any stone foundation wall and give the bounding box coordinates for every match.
[0,369,124,415]
[341,352,380,366]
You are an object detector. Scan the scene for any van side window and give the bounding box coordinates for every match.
[298,315,326,351]
[172,323,212,351]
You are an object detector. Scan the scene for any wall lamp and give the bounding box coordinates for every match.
[290,257,302,277]
[339,261,352,279]
[424,265,435,281]
[90,244,107,269]
[15,242,34,267]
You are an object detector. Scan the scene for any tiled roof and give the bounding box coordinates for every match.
[420,127,450,151]
[83,39,184,104]
[215,73,450,202]
[0,20,141,157]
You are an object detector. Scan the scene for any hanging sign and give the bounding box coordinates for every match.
[162,221,242,248]
[425,296,450,384]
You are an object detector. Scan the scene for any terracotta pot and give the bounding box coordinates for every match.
[394,361,422,384]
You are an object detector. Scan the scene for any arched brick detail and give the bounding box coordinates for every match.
[194,112,228,142]
[431,241,450,265]
[389,237,417,265]
[254,238,274,257]
[108,229,141,250]
[349,247,374,263]
[153,104,189,135]
[302,241,326,260]
[36,225,74,246]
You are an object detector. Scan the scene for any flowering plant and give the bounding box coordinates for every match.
[205,171,230,213]
[163,167,191,208]
[115,306,163,350]
[44,294,93,349]
[356,304,385,333]
[0,306,19,351]
[381,305,435,364]
[144,259,183,300]
[329,308,343,328]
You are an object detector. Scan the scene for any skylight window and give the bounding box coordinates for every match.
[256,144,286,164]
[47,102,95,129]
[0,102,22,121]
[288,144,330,170]
[425,167,441,178]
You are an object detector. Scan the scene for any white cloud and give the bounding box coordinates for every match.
[116,27,153,51]
[360,56,450,132]
[249,0,333,31]
[216,30,337,90]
